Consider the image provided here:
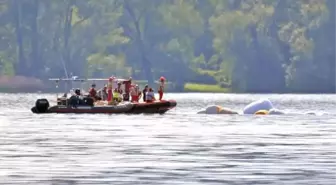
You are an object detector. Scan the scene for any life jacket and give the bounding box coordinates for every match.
[146,91,155,101]
[113,91,120,99]
[113,88,123,100]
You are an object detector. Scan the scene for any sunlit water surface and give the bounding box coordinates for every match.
[0,93,335,185]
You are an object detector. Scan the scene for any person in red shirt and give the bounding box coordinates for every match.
[89,83,99,101]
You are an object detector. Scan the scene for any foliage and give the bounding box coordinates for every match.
[0,0,334,93]
[184,83,230,93]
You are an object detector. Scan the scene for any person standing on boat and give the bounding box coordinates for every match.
[158,76,165,101]
[98,85,108,101]
[142,84,149,102]
[131,84,142,102]
[107,77,114,104]
[146,88,156,103]
[115,82,123,94]
[123,77,132,101]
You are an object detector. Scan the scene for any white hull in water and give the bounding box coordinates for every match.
[197,99,286,115]
[243,99,274,114]
[197,105,238,114]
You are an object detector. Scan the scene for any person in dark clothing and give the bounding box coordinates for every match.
[123,78,132,101]
[142,84,148,102]
[69,88,83,107]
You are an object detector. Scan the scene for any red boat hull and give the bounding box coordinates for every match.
[32,100,177,114]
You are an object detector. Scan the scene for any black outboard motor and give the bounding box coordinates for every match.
[32,99,50,113]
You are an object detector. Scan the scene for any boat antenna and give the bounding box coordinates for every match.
[55,79,59,100]
[59,56,69,94]
[60,57,69,79]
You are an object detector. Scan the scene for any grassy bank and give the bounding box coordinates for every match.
[184,83,231,93]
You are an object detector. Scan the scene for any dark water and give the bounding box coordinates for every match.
[0,93,335,185]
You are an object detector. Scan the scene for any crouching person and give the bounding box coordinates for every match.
[145,88,156,103]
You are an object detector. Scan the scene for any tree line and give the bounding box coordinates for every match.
[0,0,334,93]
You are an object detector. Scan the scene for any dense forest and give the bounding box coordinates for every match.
[0,0,335,93]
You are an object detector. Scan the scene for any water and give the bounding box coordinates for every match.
[0,93,335,185]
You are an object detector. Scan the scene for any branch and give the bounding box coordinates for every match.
[73,15,91,28]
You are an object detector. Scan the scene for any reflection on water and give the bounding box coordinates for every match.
[0,93,335,185]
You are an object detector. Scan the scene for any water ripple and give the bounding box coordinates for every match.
[0,93,335,184]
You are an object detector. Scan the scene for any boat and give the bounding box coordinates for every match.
[31,76,177,114]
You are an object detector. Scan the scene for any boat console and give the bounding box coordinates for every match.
[57,95,94,107]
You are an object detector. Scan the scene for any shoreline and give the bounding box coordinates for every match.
[0,76,334,94]
[0,88,334,94]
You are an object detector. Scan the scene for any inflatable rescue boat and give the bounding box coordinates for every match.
[31,76,177,114]
[31,98,177,114]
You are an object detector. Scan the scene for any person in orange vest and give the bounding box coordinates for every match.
[130,84,142,102]
[158,76,165,100]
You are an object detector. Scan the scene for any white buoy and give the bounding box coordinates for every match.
[243,99,274,114]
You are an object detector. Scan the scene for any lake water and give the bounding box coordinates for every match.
[0,93,335,185]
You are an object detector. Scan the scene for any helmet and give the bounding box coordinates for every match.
[91,83,96,87]
[160,76,165,82]
[75,88,81,95]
